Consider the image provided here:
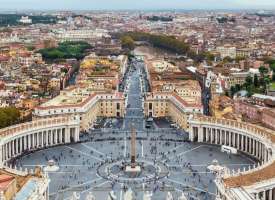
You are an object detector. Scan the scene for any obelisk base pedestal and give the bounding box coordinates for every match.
[125,165,141,173]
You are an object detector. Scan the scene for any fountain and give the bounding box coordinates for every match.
[143,191,153,200]
[71,192,80,200]
[107,191,117,200]
[124,188,133,200]
[207,159,225,174]
[166,192,173,200]
[43,160,59,172]
[86,192,96,200]
[178,192,187,200]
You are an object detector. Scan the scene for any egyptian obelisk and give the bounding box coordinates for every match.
[130,125,136,168]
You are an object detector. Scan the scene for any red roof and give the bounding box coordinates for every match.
[0,55,10,62]
[0,174,14,190]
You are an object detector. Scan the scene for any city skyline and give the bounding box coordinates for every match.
[1,0,275,10]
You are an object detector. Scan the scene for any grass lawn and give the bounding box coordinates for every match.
[270,82,275,90]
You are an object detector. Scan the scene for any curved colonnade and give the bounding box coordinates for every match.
[0,117,80,166]
[0,114,274,200]
[188,116,275,200]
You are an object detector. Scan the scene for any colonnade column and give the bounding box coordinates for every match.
[10,142,13,158]
[24,136,27,150]
[46,130,49,146]
[269,189,273,200]
[54,129,58,144]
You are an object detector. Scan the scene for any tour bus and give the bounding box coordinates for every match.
[221,145,237,154]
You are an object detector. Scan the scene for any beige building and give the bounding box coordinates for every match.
[216,45,236,59]
[146,59,202,104]
[144,92,203,129]
[143,58,203,129]
[236,48,251,58]
[33,86,125,131]
[48,78,61,90]
[150,60,181,73]
[222,72,250,89]
[174,80,201,104]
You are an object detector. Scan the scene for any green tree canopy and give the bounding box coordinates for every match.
[122,32,190,55]
[270,63,275,72]
[38,41,92,61]
[254,74,259,87]
[121,36,135,50]
[0,107,20,128]
[259,66,268,76]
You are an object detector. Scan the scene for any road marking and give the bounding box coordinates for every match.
[51,177,103,197]
[173,187,200,200]
[124,132,127,157]
[162,145,204,162]
[80,180,109,194]
[81,143,110,158]
[65,146,103,162]
[175,145,204,157]
[166,178,216,196]
[23,164,100,167]
[120,184,124,200]
[167,163,252,167]
[158,181,200,200]
[141,140,144,157]
[156,143,187,160]
[47,171,96,174]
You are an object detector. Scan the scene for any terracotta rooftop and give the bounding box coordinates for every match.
[0,174,14,190]
[224,162,275,188]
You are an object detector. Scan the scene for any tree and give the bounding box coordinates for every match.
[27,46,35,51]
[38,41,91,61]
[260,76,271,94]
[270,63,275,73]
[204,52,215,61]
[264,76,271,86]
[61,68,68,74]
[225,90,229,96]
[223,56,233,63]
[0,107,20,128]
[247,85,253,97]
[235,56,245,62]
[122,32,190,56]
[235,84,241,92]
[230,86,236,97]
[121,36,135,50]
[254,74,259,87]
[245,76,253,85]
[259,66,268,77]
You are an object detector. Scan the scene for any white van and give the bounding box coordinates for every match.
[221,145,237,154]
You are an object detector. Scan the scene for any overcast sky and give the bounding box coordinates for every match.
[1,0,275,10]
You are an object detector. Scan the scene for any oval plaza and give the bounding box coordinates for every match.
[0,56,274,200]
